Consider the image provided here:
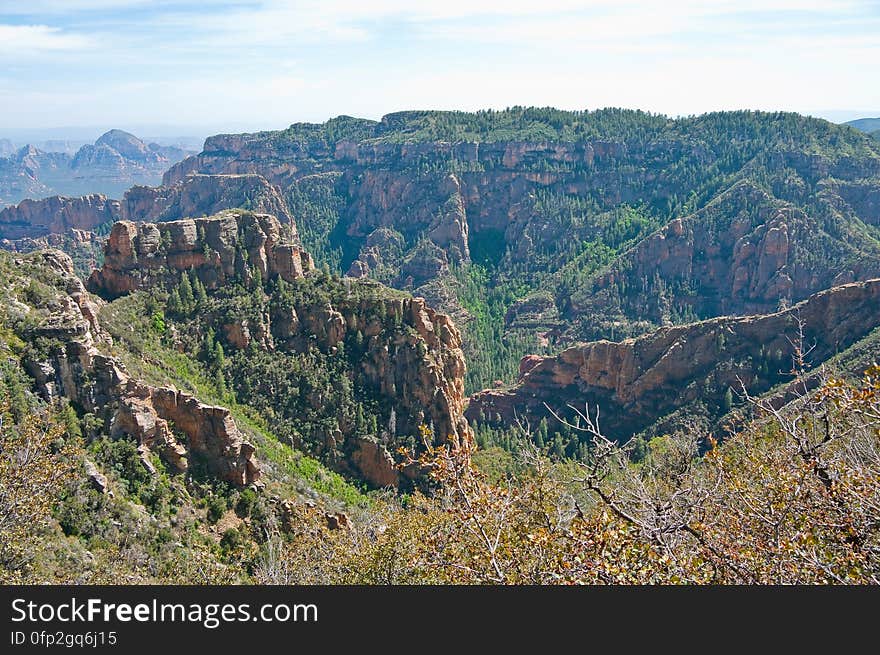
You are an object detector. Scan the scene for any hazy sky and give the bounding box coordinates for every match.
[1,0,879,133]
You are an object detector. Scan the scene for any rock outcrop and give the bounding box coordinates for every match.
[468,278,880,440]
[0,173,291,240]
[266,290,469,487]
[0,194,120,239]
[16,249,260,487]
[110,374,259,486]
[88,210,312,298]
[264,288,469,487]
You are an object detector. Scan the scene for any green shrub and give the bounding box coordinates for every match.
[207,496,227,524]
[235,488,258,517]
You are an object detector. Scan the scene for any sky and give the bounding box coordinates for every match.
[1,0,879,135]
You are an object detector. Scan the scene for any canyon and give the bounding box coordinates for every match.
[3,109,880,447]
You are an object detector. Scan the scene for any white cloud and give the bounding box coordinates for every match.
[0,24,91,54]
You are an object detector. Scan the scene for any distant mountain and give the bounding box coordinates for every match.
[0,129,195,207]
[40,140,86,154]
[141,135,206,152]
[846,117,880,133]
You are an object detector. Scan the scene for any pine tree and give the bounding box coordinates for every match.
[537,418,549,445]
[194,276,208,307]
[167,288,182,315]
[179,273,194,314]
[722,386,734,412]
[355,405,366,434]
[214,342,225,368]
[205,327,216,359]
[534,430,545,450]
[551,435,565,459]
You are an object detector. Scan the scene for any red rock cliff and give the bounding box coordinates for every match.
[20,249,260,486]
[87,210,312,298]
[0,194,121,239]
[468,278,880,439]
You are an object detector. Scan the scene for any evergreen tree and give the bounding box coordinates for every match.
[722,386,734,412]
[194,276,208,307]
[167,287,182,315]
[534,430,545,450]
[179,273,194,314]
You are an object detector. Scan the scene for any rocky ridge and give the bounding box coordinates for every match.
[468,278,880,439]
[565,180,880,339]
[159,111,880,346]
[16,250,260,486]
[0,194,120,240]
[0,173,290,240]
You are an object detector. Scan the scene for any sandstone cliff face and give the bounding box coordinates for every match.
[87,210,312,298]
[468,278,880,439]
[265,291,469,487]
[344,171,470,264]
[17,249,259,486]
[566,181,880,340]
[0,194,120,239]
[0,173,292,240]
[206,282,469,486]
[347,295,468,444]
[121,174,292,226]
[110,377,258,485]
